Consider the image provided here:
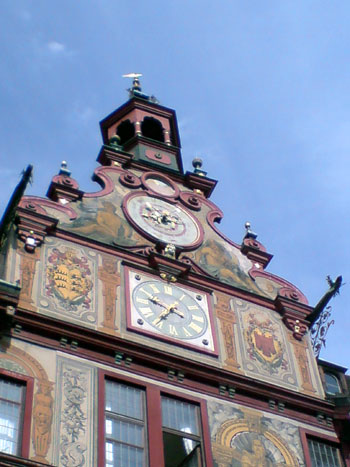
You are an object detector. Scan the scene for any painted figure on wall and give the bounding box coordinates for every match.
[194,239,263,295]
[61,199,143,246]
[209,403,303,467]
[32,381,53,462]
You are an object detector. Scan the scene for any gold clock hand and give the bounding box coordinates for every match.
[166,302,185,318]
[149,296,169,310]
[153,308,171,325]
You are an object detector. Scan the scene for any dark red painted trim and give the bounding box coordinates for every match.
[84,166,123,198]
[0,452,53,466]
[0,368,34,459]
[97,369,106,467]
[299,427,344,467]
[146,385,164,467]
[200,400,214,467]
[19,197,77,220]
[141,171,180,199]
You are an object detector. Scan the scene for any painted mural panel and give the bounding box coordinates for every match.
[0,340,56,464]
[208,400,304,466]
[233,298,299,391]
[58,171,148,247]
[36,238,98,326]
[54,356,95,467]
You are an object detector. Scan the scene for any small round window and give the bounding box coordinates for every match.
[324,372,341,395]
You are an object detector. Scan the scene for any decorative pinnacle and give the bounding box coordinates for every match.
[244,221,257,239]
[59,160,71,177]
[122,72,143,94]
[192,158,207,177]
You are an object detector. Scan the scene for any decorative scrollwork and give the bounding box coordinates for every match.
[179,192,202,211]
[119,172,142,188]
[310,306,335,358]
[279,287,301,302]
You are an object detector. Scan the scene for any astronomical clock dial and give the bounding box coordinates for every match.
[127,270,216,354]
[124,194,202,248]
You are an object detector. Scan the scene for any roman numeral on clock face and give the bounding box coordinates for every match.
[139,307,154,318]
[169,325,178,336]
[164,285,173,295]
[189,322,202,333]
[149,284,160,294]
[136,297,148,304]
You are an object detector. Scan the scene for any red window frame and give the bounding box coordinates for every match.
[300,428,345,467]
[0,368,34,459]
[98,370,213,467]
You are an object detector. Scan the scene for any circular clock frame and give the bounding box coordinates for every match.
[123,192,204,249]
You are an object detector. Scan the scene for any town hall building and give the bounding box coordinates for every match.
[0,78,349,466]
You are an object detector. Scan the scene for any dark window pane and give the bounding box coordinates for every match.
[163,432,201,467]
[308,438,342,467]
[325,373,341,395]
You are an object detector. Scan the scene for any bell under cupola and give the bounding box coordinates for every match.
[98,75,183,174]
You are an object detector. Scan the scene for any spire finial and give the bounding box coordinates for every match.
[244,221,257,239]
[192,158,207,177]
[122,73,143,96]
[59,160,71,176]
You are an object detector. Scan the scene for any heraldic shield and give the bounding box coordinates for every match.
[46,247,93,311]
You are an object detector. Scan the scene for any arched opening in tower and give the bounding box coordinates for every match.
[141,117,164,143]
[116,119,135,145]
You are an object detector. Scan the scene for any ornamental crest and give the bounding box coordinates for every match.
[46,248,92,311]
[245,314,286,373]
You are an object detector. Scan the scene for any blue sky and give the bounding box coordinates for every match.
[1,1,349,368]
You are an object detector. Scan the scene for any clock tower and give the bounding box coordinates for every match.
[0,79,349,466]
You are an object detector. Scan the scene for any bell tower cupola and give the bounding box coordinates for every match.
[98,74,183,174]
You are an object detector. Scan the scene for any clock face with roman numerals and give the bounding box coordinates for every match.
[124,194,202,247]
[127,270,216,353]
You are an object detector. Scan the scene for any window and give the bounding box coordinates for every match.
[162,396,203,467]
[100,372,211,467]
[324,373,341,395]
[105,380,147,467]
[0,371,33,459]
[307,438,343,467]
[0,378,25,455]
[300,429,344,467]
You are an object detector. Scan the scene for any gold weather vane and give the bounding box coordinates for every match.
[122,73,143,95]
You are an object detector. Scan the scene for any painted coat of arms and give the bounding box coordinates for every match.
[46,248,93,311]
[245,313,287,374]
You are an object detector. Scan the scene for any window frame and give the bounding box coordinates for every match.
[300,428,345,467]
[324,371,342,396]
[0,368,34,459]
[98,370,213,467]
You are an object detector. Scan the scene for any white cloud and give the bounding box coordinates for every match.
[47,41,65,53]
